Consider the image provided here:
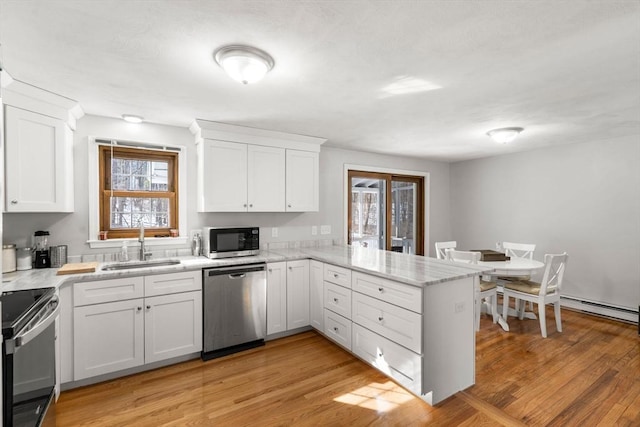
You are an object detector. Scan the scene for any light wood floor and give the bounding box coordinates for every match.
[56,306,640,426]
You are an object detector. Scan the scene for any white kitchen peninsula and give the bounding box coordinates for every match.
[271,245,488,405]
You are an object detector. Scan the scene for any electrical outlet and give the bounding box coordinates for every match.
[454,302,465,313]
[311,226,318,235]
[272,227,278,238]
[320,225,331,235]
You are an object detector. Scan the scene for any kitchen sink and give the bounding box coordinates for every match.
[101,259,181,271]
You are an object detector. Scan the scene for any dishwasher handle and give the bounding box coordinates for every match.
[228,273,246,279]
[205,263,266,277]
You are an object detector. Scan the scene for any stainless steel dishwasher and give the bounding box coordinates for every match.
[202,263,267,360]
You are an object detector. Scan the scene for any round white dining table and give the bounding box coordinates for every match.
[477,258,545,331]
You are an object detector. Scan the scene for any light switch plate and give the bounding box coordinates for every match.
[311,226,318,235]
[272,227,278,238]
[320,225,331,235]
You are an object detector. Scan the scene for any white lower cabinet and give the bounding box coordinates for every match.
[323,309,352,350]
[309,260,324,330]
[351,291,422,354]
[267,262,287,335]
[74,298,144,380]
[72,271,202,382]
[144,291,202,364]
[352,323,422,394]
[287,260,310,329]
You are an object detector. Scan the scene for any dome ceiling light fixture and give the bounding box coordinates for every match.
[122,114,144,123]
[486,127,524,144]
[214,45,275,85]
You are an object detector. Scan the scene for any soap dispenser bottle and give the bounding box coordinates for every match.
[120,240,129,262]
[192,233,201,257]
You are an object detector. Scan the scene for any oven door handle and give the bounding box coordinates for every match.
[13,296,60,351]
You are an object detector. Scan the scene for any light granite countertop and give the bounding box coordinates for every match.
[1,245,488,292]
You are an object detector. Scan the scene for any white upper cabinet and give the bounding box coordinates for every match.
[191,120,324,213]
[286,149,319,212]
[248,144,285,211]
[199,139,248,212]
[3,78,83,213]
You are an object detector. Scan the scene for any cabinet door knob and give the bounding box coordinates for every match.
[249,204,253,208]
[378,287,384,293]
[288,266,292,270]
[288,204,292,208]
[10,200,18,204]
[243,204,247,208]
[378,316,384,322]
[137,306,142,311]
[268,268,272,273]
[378,351,384,358]
[334,273,339,278]
[146,305,151,310]
[333,327,339,332]
[333,298,338,303]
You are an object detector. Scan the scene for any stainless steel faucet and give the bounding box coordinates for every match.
[139,220,151,261]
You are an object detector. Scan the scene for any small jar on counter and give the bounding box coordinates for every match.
[3,244,17,273]
[16,247,33,271]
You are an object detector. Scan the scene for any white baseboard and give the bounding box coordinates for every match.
[561,296,639,323]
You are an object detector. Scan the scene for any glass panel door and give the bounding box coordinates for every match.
[350,176,386,250]
[348,171,424,255]
[390,179,418,254]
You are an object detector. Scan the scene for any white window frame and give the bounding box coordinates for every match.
[87,136,188,248]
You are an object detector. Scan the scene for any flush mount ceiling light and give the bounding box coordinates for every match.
[486,127,524,144]
[122,114,143,124]
[214,45,274,85]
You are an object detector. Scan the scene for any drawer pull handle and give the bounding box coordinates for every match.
[333,298,338,303]
[10,200,18,204]
[378,287,384,293]
[378,316,384,322]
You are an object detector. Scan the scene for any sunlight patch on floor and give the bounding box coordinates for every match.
[334,381,416,413]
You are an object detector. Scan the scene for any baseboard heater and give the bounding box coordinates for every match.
[561,296,639,332]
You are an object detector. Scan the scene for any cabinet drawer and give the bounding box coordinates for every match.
[352,271,422,313]
[352,323,422,394]
[144,270,202,297]
[324,281,352,319]
[323,263,352,288]
[74,276,144,306]
[352,291,422,354]
[323,309,352,351]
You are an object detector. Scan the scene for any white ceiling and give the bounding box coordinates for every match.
[1,1,639,162]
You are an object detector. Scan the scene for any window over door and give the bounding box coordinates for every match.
[99,145,178,239]
[348,170,424,255]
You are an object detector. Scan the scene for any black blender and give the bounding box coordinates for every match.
[34,230,51,268]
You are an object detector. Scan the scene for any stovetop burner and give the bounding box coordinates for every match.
[1,287,55,338]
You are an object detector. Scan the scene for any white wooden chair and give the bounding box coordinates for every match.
[435,241,456,260]
[500,241,537,310]
[446,249,498,331]
[501,252,568,338]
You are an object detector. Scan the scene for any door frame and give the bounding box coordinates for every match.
[344,164,429,256]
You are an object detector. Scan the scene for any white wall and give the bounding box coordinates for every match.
[2,115,452,257]
[450,136,640,310]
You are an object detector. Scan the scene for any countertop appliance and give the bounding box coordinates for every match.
[33,231,51,269]
[202,263,266,360]
[2,287,59,427]
[202,226,259,259]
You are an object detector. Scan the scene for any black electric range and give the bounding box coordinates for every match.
[2,287,58,427]
[1,288,56,338]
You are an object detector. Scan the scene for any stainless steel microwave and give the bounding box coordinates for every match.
[202,227,260,259]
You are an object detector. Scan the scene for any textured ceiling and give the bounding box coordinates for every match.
[1,0,639,162]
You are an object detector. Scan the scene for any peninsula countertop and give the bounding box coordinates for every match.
[1,245,489,292]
